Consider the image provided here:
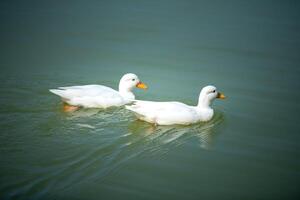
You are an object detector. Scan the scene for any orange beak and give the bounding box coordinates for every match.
[136,81,148,90]
[217,92,226,99]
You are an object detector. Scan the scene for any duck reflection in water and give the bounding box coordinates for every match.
[127,111,225,152]
[63,106,224,152]
[65,107,224,152]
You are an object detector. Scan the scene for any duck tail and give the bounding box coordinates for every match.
[49,89,65,97]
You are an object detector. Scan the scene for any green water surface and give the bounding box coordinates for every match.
[0,0,300,199]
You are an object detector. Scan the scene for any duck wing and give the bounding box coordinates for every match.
[49,85,117,99]
[50,85,125,108]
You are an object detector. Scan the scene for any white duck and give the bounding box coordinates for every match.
[50,73,147,111]
[126,85,225,125]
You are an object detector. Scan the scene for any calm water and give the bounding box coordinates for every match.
[1,0,300,199]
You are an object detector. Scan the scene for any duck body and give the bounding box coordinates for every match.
[50,85,128,108]
[49,73,147,109]
[126,85,225,125]
[126,101,213,125]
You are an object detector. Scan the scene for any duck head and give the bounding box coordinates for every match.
[119,73,147,100]
[198,85,225,108]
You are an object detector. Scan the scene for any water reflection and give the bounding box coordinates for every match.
[64,107,224,152]
[67,108,101,119]
[65,107,130,130]
[127,111,225,152]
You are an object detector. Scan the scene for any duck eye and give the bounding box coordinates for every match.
[213,90,216,93]
[132,79,135,81]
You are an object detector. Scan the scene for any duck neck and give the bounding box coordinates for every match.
[197,94,212,109]
[119,85,135,100]
[196,95,214,121]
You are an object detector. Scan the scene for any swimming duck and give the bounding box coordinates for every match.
[126,85,225,125]
[50,73,147,111]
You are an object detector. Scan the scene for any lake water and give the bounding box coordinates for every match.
[1,0,300,199]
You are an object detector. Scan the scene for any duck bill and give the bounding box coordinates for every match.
[136,81,148,90]
[217,92,226,99]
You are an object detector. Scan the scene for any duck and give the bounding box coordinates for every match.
[126,85,225,125]
[50,73,147,111]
